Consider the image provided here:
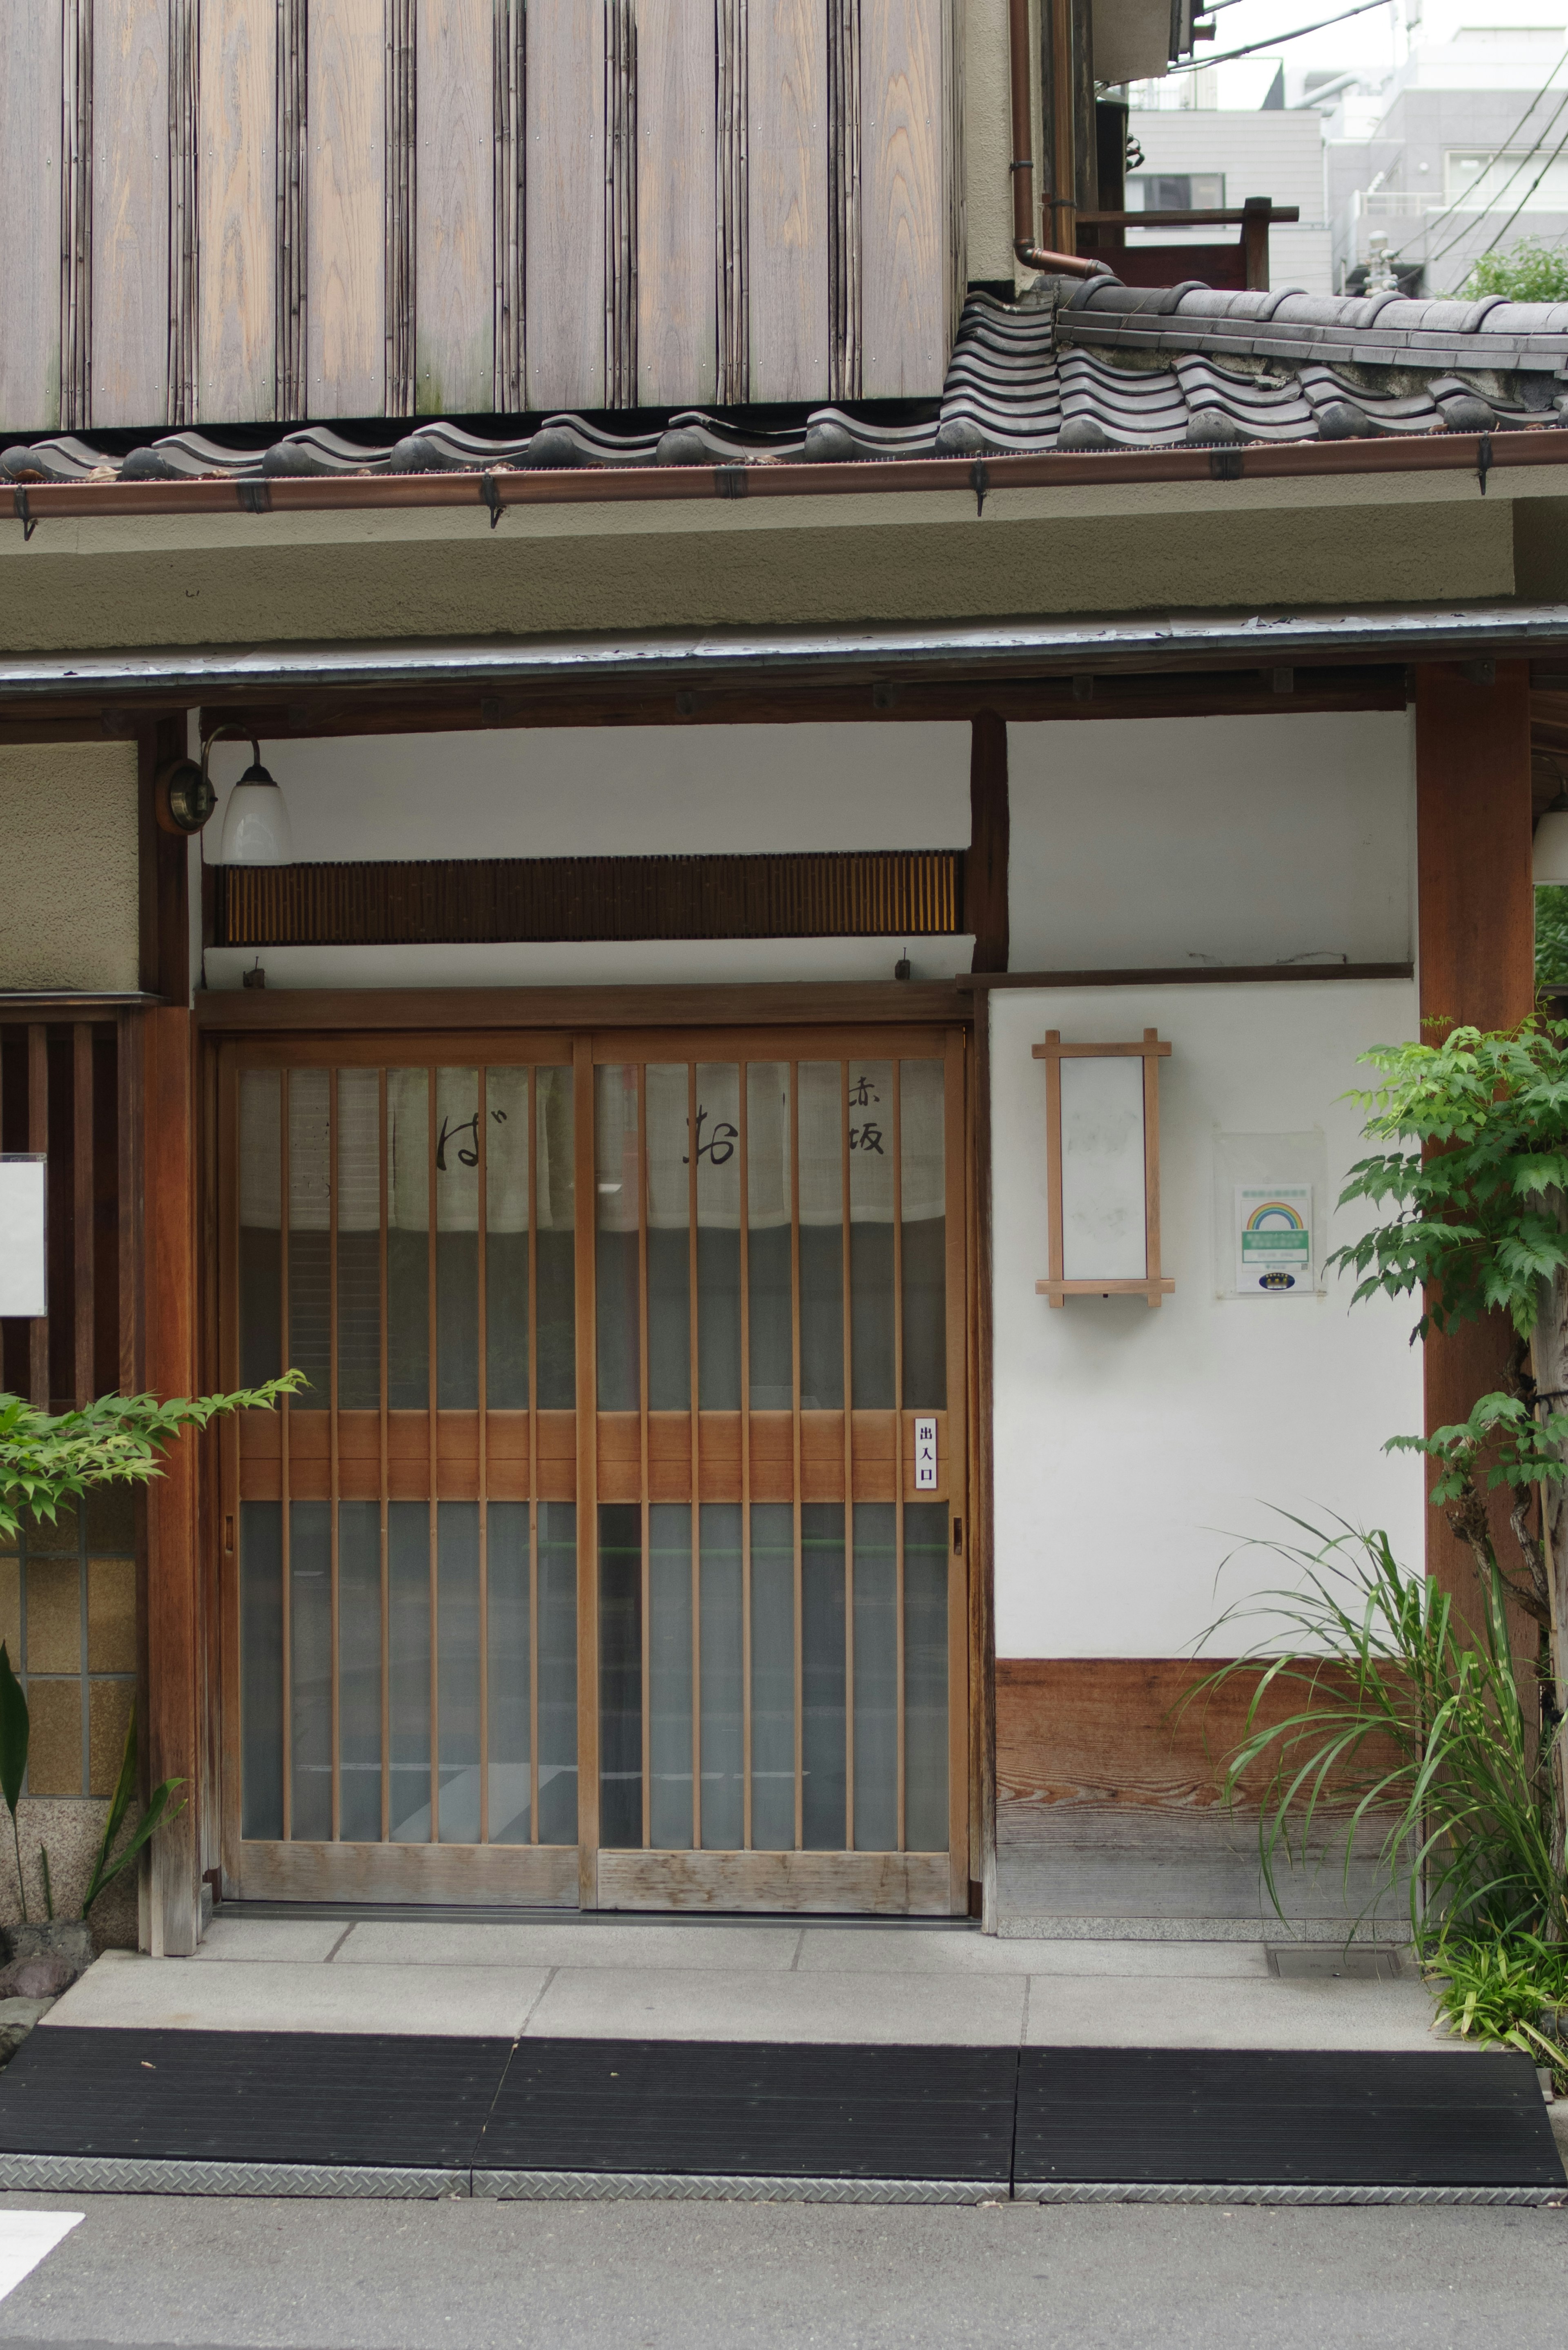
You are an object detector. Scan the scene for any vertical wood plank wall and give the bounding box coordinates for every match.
[1,0,962,433]
[198,0,276,421]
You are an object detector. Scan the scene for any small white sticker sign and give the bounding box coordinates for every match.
[914,1416,938,1491]
[0,1157,46,1317]
[1235,1182,1312,1296]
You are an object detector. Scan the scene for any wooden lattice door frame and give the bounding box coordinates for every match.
[212,1021,972,1915]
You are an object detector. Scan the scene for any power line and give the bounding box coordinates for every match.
[1473,120,1568,262]
[1403,79,1568,275]
[1164,0,1394,71]
[1384,45,1568,265]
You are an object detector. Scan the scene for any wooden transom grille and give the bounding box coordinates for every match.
[214,851,965,949]
[219,1028,969,1914]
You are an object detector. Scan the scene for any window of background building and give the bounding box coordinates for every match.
[1126,172,1226,211]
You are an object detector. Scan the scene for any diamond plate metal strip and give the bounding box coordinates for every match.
[0,2155,467,2199]
[1014,2182,1566,2207]
[472,2172,1007,2205]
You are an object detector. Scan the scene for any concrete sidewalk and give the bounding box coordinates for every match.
[41,1915,1450,2051]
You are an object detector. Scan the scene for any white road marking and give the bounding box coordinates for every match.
[0,2210,83,2302]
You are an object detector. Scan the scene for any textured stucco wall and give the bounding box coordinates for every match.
[0,497,1515,655]
[0,743,138,990]
[0,1799,138,1951]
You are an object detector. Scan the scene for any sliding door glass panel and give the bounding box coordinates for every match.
[239,1501,283,1840]
[336,1072,382,1410]
[435,1069,479,1410]
[904,1501,949,1851]
[485,1069,530,1410]
[386,1073,429,1410]
[289,1500,331,1839]
[487,1501,531,1841]
[852,1502,898,1851]
[338,1501,382,1842]
[596,1068,641,1412]
[648,1504,693,1849]
[797,1067,844,1410]
[801,1503,846,1848]
[644,1065,690,1410]
[238,1072,281,1387]
[849,1061,895,1411]
[287,1071,330,1409]
[535,1068,577,1409]
[695,1064,741,1410]
[437,1502,481,1842]
[537,1503,579,1843]
[599,1503,642,1846]
[747,1065,793,1409]
[749,1502,795,1851]
[388,1501,432,1841]
[700,1502,744,1849]
[900,1059,947,1410]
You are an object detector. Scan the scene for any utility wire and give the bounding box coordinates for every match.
[1164,0,1394,71]
[1472,119,1568,261]
[1403,83,1568,274]
[1385,45,1568,263]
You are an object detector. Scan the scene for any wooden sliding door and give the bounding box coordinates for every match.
[217,1027,969,1914]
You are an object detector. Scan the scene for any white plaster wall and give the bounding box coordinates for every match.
[1008,712,1414,972]
[0,742,139,990]
[990,978,1425,1659]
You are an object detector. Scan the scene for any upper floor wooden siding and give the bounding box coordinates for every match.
[0,0,965,436]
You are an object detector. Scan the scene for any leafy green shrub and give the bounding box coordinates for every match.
[1463,239,1568,303]
[1538,887,1568,994]
[1425,1930,1568,2076]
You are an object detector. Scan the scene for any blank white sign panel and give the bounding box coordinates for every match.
[0,1158,46,1316]
[1058,1058,1147,1282]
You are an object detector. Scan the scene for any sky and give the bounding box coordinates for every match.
[1153,0,1568,105]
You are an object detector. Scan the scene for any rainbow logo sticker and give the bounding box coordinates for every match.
[1236,1184,1312,1294]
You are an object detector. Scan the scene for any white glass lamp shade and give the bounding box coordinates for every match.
[218,761,294,866]
[1535,794,1568,885]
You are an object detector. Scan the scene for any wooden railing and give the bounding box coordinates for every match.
[1077,198,1301,292]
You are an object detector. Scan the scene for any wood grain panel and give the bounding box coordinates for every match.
[860,0,945,398]
[589,1410,946,1502]
[307,0,384,417]
[90,0,167,424]
[636,0,717,406]
[235,1837,578,1903]
[198,0,276,421]
[748,0,827,401]
[596,1847,955,1912]
[241,1408,578,1500]
[523,0,605,411]
[0,0,61,428]
[414,0,491,415]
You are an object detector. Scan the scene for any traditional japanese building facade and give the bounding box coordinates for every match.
[0,0,1548,1951]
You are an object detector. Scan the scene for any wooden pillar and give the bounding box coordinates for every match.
[142,1007,201,1955]
[1415,661,1535,1613]
[969,713,1010,975]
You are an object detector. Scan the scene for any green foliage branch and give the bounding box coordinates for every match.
[0,1376,302,1544]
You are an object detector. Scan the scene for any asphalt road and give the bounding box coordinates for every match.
[0,2193,1565,2350]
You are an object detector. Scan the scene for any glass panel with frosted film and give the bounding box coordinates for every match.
[487,1501,530,1839]
[848,1062,895,1409]
[240,1501,283,1839]
[900,1059,947,1411]
[643,1066,690,1410]
[695,1065,741,1410]
[287,1072,331,1410]
[437,1502,481,1842]
[596,1069,641,1412]
[238,1072,281,1388]
[536,1068,577,1409]
[1058,1056,1147,1282]
[747,1066,792,1409]
[598,1503,642,1846]
[485,1071,529,1409]
[852,1503,897,1851]
[435,1070,479,1410]
[700,1503,743,1848]
[749,1502,795,1850]
[336,1072,382,1410]
[537,1504,579,1842]
[388,1502,431,1840]
[648,1504,692,1848]
[386,1074,430,1409]
[903,1501,949,1850]
[338,1501,382,1841]
[797,1067,844,1410]
[801,1503,846,1848]
[289,1501,331,1839]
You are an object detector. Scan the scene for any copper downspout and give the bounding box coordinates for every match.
[1007,0,1109,278]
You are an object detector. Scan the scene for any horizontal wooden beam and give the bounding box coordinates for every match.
[960,962,1413,990]
[193,980,973,1031]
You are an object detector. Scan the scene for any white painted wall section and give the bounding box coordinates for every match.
[1007,712,1414,972]
[990,978,1425,1659]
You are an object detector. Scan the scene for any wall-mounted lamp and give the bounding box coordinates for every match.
[208,727,294,867]
[1033,1027,1176,1309]
[1535,785,1568,885]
